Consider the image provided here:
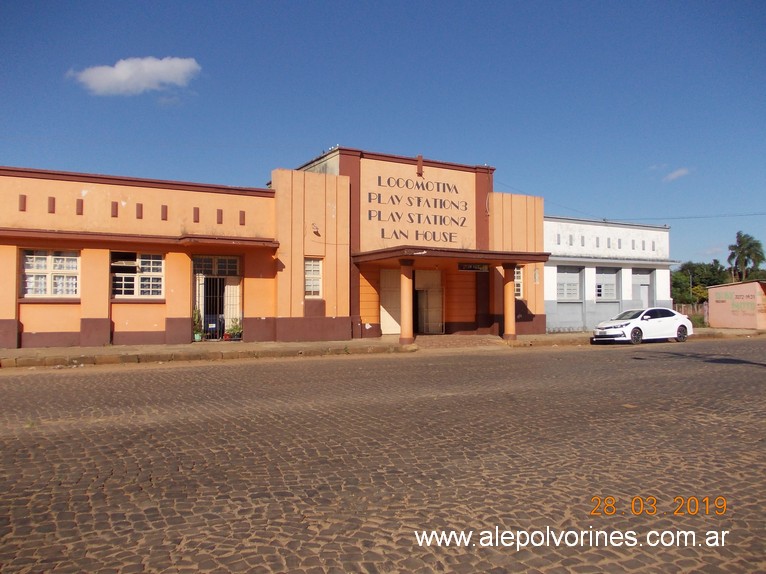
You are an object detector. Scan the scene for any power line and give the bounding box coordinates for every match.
[606,212,766,222]
[493,180,766,222]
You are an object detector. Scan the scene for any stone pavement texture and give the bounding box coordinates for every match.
[0,328,761,370]
[0,337,764,573]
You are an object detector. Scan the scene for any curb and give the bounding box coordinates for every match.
[0,342,417,370]
[1,331,762,370]
[508,330,764,348]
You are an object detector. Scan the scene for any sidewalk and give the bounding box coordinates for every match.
[0,328,762,369]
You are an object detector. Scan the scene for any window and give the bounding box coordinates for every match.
[193,256,239,276]
[596,268,618,300]
[304,258,322,298]
[556,267,581,301]
[193,256,214,275]
[21,250,79,297]
[111,252,164,298]
[514,267,523,298]
[217,257,239,276]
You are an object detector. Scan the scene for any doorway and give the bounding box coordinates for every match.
[379,268,444,335]
[193,256,242,340]
[415,270,444,334]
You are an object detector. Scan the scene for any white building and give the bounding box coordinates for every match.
[543,216,674,332]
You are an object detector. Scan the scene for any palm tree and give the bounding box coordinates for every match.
[727,231,765,281]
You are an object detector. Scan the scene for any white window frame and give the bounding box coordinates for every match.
[21,249,80,298]
[556,267,582,301]
[514,267,523,298]
[304,258,322,298]
[111,252,164,299]
[595,268,619,301]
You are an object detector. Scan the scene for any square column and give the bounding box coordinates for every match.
[502,263,517,340]
[0,245,19,348]
[399,258,414,345]
[79,248,111,346]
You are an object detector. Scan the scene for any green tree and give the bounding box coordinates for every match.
[672,260,730,303]
[727,231,765,281]
[692,284,708,303]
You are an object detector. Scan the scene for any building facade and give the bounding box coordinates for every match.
[544,216,674,332]
[707,281,766,330]
[0,147,550,348]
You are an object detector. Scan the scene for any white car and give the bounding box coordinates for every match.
[592,308,693,345]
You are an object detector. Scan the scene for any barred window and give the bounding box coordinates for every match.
[304,258,322,298]
[21,250,79,297]
[111,252,164,298]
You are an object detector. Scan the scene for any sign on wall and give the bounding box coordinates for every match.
[360,160,476,251]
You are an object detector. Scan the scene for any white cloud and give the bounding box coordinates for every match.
[68,56,201,96]
[662,167,690,182]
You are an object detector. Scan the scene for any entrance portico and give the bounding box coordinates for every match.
[353,246,548,345]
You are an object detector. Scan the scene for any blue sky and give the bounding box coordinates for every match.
[2,1,764,265]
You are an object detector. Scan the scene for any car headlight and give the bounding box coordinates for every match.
[611,322,630,329]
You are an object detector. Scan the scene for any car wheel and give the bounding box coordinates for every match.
[630,328,643,345]
[676,325,688,343]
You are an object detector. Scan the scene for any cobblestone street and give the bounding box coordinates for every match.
[1,338,764,573]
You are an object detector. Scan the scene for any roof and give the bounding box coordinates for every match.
[544,215,670,232]
[296,146,496,175]
[0,166,274,198]
[707,280,766,289]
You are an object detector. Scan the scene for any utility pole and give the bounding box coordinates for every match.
[688,270,693,302]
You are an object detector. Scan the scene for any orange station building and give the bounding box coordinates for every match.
[0,147,549,348]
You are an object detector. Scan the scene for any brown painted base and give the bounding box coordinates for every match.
[399,337,415,345]
[112,331,166,345]
[243,317,353,342]
[275,317,351,342]
[243,317,276,342]
[360,323,382,338]
[446,313,546,336]
[80,318,111,347]
[502,333,517,340]
[0,319,19,349]
[165,317,192,344]
[21,331,81,348]
[491,313,546,336]
[351,315,363,338]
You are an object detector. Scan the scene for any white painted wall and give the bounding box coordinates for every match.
[544,217,670,260]
[655,268,671,300]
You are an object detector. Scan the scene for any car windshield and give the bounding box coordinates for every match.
[612,310,644,320]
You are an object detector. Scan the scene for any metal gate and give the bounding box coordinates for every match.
[192,256,242,340]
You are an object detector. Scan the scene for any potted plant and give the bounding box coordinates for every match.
[225,318,242,341]
[192,307,203,341]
